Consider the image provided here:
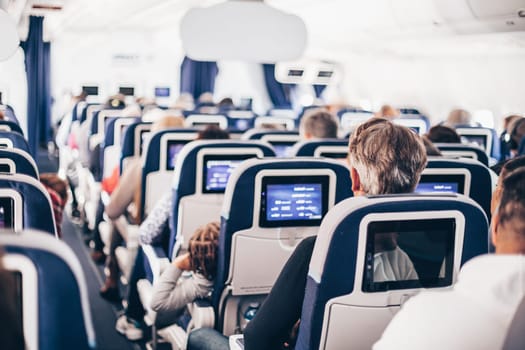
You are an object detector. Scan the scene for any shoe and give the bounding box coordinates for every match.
[99,284,121,303]
[91,250,106,264]
[116,315,144,341]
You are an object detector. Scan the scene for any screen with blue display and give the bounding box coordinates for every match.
[202,154,258,193]
[260,175,329,227]
[155,87,170,97]
[416,174,465,194]
[166,141,188,170]
[271,142,294,158]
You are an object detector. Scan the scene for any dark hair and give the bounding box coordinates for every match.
[509,118,525,151]
[421,136,442,156]
[40,173,68,204]
[426,125,461,144]
[197,125,230,140]
[498,168,525,235]
[188,222,220,280]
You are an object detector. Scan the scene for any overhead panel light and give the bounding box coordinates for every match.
[180,0,307,62]
[0,9,19,61]
[275,60,341,85]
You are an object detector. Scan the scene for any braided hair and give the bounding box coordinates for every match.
[188,222,220,281]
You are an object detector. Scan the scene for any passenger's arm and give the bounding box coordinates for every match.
[244,236,317,350]
[139,193,172,245]
[105,158,140,220]
[150,254,212,314]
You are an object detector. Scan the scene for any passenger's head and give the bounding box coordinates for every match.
[188,222,220,280]
[150,115,185,133]
[445,108,472,127]
[299,109,339,140]
[426,125,461,144]
[421,136,442,156]
[103,95,126,110]
[39,173,68,206]
[503,114,522,132]
[491,155,525,214]
[375,105,399,120]
[508,117,525,153]
[197,125,230,140]
[348,118,427,195]
[491,168,525,254]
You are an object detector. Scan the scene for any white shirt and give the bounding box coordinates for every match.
[374,247,419,282]
[373,254,525,350]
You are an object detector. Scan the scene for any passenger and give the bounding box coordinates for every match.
[421,136,442,156]
[499,115,522,161]
[374,105,400,120]
[150,222,220,326]
[113,125,230,340]
[490,155,525,215]
[508,117,525,157]
[374,168,525,350]
[98,115,185,302]
[425,125,461,144]
[39,173,69,238]
[0,250,25,350]
[444,108,473,127]
[299,109,339,139]
[187,118,427,350]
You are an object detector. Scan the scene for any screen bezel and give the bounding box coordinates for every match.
[154,87,171,98]
[118,86,135,96]
[202,154,258,194]
[166,140,190,171]
[81,86,99,96]
[419,168,470,196]
[259,175,330,228]
[362,217,456,293]
[456,128,493,155]
[416,174,465,194]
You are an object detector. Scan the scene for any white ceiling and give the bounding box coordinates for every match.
[9,0,525,60]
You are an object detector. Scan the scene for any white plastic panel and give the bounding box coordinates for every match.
[145,172,174,216]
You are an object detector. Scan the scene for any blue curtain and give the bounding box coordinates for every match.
[21,16,52,157]
[180,56,218,101]
[262,64,294,108]
[313,85,326,99]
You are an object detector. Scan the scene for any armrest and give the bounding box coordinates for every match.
[141,244,170,284]
[187,299,215,331]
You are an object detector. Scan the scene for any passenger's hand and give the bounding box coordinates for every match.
[174,253,191,271]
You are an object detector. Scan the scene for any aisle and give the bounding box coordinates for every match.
[61,214,140,350]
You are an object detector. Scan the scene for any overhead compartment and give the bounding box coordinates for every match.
[435,0,525,33]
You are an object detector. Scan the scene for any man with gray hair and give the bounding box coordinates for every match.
[299,109,339,140]
[187,118,428,350]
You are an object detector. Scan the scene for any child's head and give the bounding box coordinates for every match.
[188,222,220,280]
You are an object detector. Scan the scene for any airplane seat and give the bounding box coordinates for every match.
[138,141,275,348]
[0,130,30,153]
[267,108,296,119]
[241,130,300,158]
[184,114,228,130]
[0,148,39,179]
[291,139,348,160]
[434,143,489,166]
[295,194,489,350]
[225,110,256,131]
[393,116,429,135]
[119,121,152,175]
[0,173,57,236]
[423,158,494,220]
[213,158,353,336]
[252,116,296,131]
[140,128,199,221]
[1,104,20,124]
[503,294,525,350]
[0,120,24,136]
[0,231,96,349]
[337,110,374,134]
[455,126,500,161]
[100,116,139,180]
